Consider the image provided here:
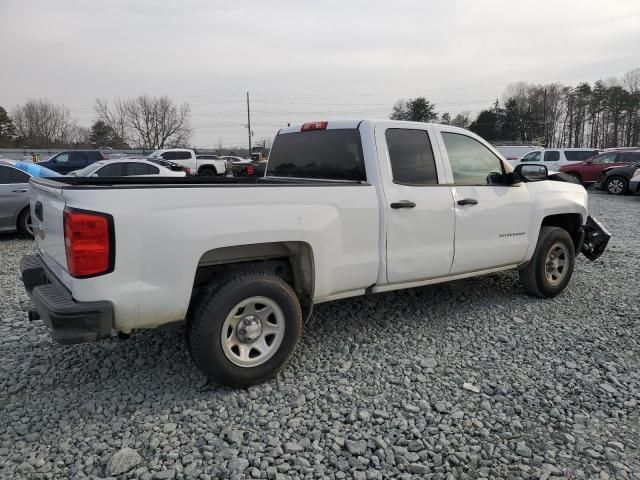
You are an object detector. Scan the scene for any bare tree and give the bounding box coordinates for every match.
[12,99,74,147]
[95,95,191,149]
[95,98,128,145]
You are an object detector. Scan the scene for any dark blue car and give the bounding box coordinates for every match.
[38,150,107,174]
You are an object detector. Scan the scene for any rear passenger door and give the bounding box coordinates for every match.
[376,123,456,283]
[435,129,531,274]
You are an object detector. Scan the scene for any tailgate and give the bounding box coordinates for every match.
[30,179,70,284]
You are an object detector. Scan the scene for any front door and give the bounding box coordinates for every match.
[435,129,531,274]
[376,123,456,284]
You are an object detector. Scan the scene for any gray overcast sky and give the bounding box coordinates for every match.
[1,0,639,147]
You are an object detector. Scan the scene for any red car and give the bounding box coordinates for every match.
[559,150,640,185]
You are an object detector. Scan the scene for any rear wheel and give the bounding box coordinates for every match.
[198,167,217,177]
[519,226,575,298]
[187,271,302,387]
[605,176,627,195]
[18,208,34,238]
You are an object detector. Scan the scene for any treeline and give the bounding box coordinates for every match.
[390,67,640,148]
[0,95,192,150]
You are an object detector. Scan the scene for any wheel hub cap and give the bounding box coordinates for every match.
[544,243,568,286]
[220,296,285,368]
[236,315,262,342]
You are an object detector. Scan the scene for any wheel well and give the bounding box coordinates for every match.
[190,242,314,319]
[541,214,583,248]
[198,165,217,173]
[16,205,29,228]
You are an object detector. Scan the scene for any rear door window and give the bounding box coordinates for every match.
[69,152,88,165]
[125,163,153,175]
[0,166,29,183]
[96,163,125,176]
[161,152,178,160]
[620,152,640,163]
[385,129,438,185]
[565,150,598,161]
[592,153,619,164]
[267,129,366,181]
[175,151,192,160]
[544,151,560,162]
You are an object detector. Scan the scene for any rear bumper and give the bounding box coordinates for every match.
[580,215,610,261]
[21,255,113,344]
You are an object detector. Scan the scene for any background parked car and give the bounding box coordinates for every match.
[509,148,598,171]
[68,159,187,177]
[148,149,226,176]
[629,169,640,195]
[37,150,107,174]
[0,160,60,237]
[231,159,267,177]
[559,150,640,185]
[595,156,640,195]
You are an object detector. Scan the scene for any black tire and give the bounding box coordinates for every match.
[605,176,628,195]
[519,226,575,298]
[18,208,34,239]
[566,172,582,184]
[187,271,302,387]
[198,167,217,177]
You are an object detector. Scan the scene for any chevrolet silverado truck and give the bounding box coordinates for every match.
[21,120,610,387]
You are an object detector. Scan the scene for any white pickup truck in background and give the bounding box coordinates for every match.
[147,148,227,176]
[22,120,609,387]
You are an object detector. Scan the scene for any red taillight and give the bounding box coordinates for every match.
[301,121,328,132]
[63,208,113,278]
[246,165,255,176]
[100,152,108,160]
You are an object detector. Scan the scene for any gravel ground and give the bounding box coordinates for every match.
[1,192,639,480]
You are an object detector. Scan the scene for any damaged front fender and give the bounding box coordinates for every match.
[581,216,610,261]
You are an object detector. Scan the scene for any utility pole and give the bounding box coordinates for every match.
[246,92,252,155]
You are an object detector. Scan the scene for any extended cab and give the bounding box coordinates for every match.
[147,148,226,176]
[21,120,609,387]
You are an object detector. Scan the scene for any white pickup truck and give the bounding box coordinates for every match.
[22,120,609,387]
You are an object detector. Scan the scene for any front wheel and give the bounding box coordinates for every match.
[605,176,627,195]
[187,272,302,387]
[519,226,575,298]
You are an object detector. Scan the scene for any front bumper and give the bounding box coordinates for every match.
[21,255,113,344]
[580,216,610,261]
[630,178,640,195]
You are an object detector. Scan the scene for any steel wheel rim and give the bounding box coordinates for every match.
[221,296,285,368]
[544,242,568,286]
[608,179,624,194]
[25,213,33,236]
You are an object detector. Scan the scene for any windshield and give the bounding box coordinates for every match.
[73,162,106,176]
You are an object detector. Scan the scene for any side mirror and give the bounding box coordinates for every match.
[513,164,548,182]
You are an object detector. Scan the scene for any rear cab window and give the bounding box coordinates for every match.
[385,129,438,185]
[267,129,366,181]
